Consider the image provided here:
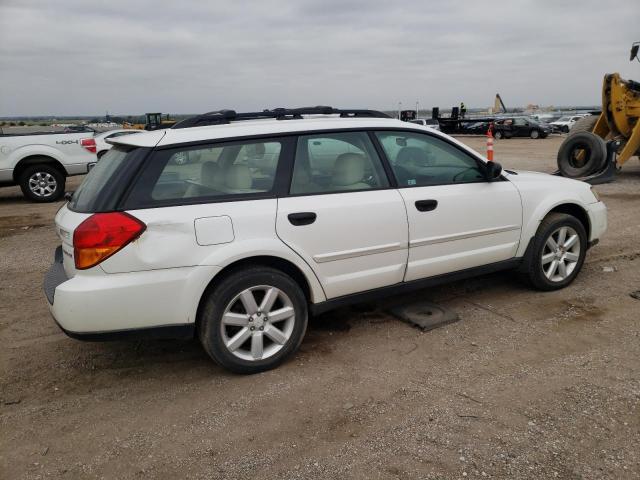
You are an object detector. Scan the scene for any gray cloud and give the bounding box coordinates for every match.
[0,0,638,116]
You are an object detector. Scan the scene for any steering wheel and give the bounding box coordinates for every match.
[452,167,481,182]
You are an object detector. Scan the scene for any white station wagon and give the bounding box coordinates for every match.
[44,107,607,373]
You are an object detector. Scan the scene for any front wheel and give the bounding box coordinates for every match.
[19,164,66,202]
[493,130,503,140]
[530,129,540,139]
[198,267,308,373]
[521,213,587,291]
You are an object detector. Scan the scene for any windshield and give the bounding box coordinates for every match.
[557,116,571,122]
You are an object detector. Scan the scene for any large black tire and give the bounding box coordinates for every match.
[520,213,587,291]
[530,129,540,139]
[566,115,598,137]
[557,132,607,178]
[494,130,503,140]
[198,267,308,374]
[19,164,66,203]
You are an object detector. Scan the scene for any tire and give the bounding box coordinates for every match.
[530,129,540,139]
[198,267,308,374]
[557,132,607,178]
[521,213,587,291]
[19,164,66,203]
[493,130,503,140]
[566,116,598,137]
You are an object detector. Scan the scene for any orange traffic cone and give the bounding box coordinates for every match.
[486,124,494,162]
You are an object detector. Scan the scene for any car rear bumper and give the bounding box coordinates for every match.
[44,248,220,339]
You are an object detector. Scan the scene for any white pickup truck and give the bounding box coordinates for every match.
[0,131,98,202]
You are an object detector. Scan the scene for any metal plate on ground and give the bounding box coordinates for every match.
[388,301,459,331]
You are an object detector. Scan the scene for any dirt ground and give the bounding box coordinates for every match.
[1,136,639,479]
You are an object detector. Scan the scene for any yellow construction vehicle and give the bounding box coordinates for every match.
[557,42,640,183]
[122,113,176,131]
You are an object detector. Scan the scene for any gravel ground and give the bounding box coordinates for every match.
[1,136,639,479]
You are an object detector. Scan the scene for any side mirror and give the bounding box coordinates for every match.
[485,161,503,181]
[631,43,639,62]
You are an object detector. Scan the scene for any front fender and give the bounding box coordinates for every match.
[508,172,595,257]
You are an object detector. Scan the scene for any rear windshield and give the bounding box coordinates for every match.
[68,146,144,213]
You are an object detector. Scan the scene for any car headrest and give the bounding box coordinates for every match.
[332,153,366,186]
[224,164,252,190]
[201,161,222,188]
[396,147,433,167]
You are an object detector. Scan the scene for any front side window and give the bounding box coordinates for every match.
[290,131,389,194]
[375,131,486,187]
[125,139,283,207]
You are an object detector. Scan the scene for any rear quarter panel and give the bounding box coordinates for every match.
[99,200,327,303]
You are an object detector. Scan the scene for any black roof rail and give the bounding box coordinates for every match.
[171,106,391,129]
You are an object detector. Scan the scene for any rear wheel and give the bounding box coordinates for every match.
[19,164,66,202]
[521,213,587,291]
[198,267,308,374]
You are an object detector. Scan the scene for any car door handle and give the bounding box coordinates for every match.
[415,200,438,212]
[288,212,317,226]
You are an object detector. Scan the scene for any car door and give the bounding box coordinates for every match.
[276,131,408,299]
[374,130,522,282]
[513,118,528,137]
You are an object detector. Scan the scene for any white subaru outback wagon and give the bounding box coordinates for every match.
[45,107,607,373]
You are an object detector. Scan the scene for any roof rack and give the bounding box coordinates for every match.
[171,106,391,129]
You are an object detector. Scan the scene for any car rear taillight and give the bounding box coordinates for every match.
[81,138,97,154]
[73,212,146,270]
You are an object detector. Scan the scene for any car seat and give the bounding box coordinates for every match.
[183,161,223,197]
[331,153,371,191]
[224,164,253,193]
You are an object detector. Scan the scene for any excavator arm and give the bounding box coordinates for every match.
[598,73,640,166]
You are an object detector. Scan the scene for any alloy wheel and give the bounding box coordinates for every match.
[541,226,581,282]
[28,172,58,198]
[220,285,296,361]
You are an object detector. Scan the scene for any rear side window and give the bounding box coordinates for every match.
[290,132,389,194]
[68,146,143,213]
[125,138,285,208]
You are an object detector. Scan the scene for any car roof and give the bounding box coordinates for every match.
[110,116,489,164]
[111,117,435,148]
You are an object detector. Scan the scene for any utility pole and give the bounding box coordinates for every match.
[397,101,402,120]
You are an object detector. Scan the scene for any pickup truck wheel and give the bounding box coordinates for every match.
[493,131,503,140]
[19,165,65,202]
[198,267,308,374]
[521,213,587,291]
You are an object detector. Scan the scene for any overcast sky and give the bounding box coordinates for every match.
[0,0,638,116]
